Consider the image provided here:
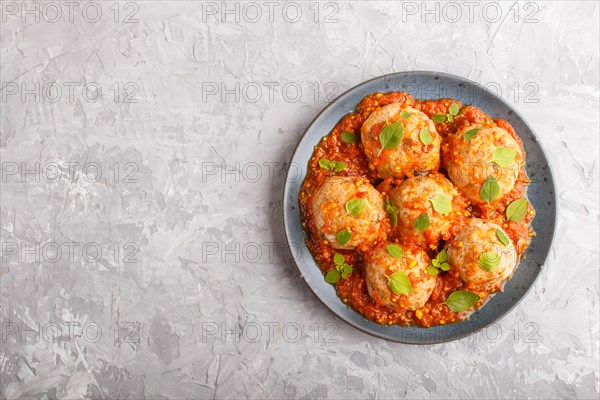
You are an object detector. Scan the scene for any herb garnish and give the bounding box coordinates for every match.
[496,229,510,246]
[336,229,351,246]
[386,244,403,258]
[492,148,517,167]
[443,290,480,312]
[432,102,460,123]
[427,249,451,276]
[341,132,358,144]
[463,127,480,141]
[345,198,366,217]
[419,127,433,145]
[387,271,412,295]
[385,196,398,227]
[413,213,430,231]
[430,193,452,215]
[478,251,501,271]
[377,121,404,156]
[506,198,527,222]
[324,253,353,284]
[480,176,500,203]
[319,159,346,172]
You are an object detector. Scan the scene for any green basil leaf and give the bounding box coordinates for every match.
[427,265,439,276]
[325,269,341,284]
[332,161,346,172]
[333,253,345,266]
[378,121,404,156]
[336,230,351,246]
[385,197,398,227]
[413,213,430,231]
[419,127,433,145]
[341,131,358,144]
[496,228,510,246]
[463,128,480,141]
[428,249,450,275]
[432,113,447,123]
[319,159,345,172]
[443,290,480,312]
[478,251,501,271]
[437,249,448,263]
[506,198,528,222]
[479,176,500,203]
[448,102,460,116]
[387,272,413,295]
[340,263,353,279]
[492,147,517,167]
[430,193,452,214]
[345,198,366,217]
[399,111,413,119]
[386,244,403,258]
[318,159,332,170]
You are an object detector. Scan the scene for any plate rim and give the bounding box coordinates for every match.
[282,70,557,344]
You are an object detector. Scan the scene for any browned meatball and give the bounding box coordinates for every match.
[443,123,524,204]
[312,176,387,250]
[389,172,469,249]
[361,104,441,179]
[365,244,436,310]
[445,218,517,285]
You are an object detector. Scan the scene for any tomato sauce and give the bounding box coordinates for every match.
[299,92,535,328]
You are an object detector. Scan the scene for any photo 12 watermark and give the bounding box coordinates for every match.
[397,81,540,105]
[390,319,542,344]
[1,81,139,104]
[198,1,340,23]
[199,80,340,104]
[200,161,303,185]
[1,240,140,265]
[1,1,139,24]
[398,1,540,24]
[200,320,340,344]
[198,240,304,266]
[465,320,541,344]
[1,321,142,346]
[1,160,141,185]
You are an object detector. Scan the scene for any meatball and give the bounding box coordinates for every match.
[443,123,524,204]
[365,244,436,310]
[361,104,441,179]
[312,176,387,250]
[445,218,517,285]
[389,172,469,248]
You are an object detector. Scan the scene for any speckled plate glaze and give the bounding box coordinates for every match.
[283,71,556,344]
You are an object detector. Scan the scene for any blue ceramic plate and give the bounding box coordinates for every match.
[283,71,556,344]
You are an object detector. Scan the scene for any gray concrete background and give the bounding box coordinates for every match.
[0,1,598,399]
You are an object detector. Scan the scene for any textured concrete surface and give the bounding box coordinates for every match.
[0,1,598,399]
